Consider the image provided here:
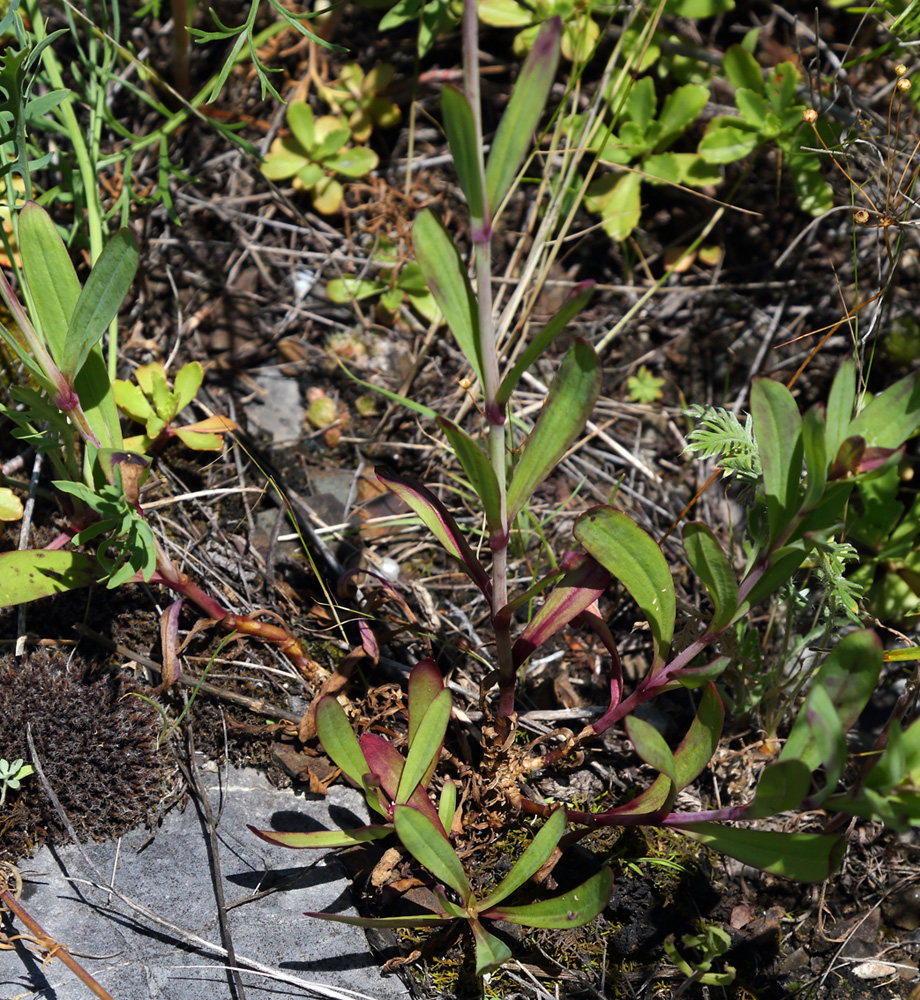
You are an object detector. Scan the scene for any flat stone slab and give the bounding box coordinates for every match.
[1,765,408,1000]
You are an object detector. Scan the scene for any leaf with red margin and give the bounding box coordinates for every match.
[360,733,447,835]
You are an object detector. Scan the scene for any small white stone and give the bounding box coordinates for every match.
[851,962,897,980]
[378,557,400,582]
[292,269,316,299]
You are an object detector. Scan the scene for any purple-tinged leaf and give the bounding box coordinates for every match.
[672,655,731,689]
[484,16,562,213]
[675,824,845,882]
[578,609,623,729]
[158,599,182,690]
[376,467,491,599]
[360,733,446,833]
[507,339,601,521]
[512,554,610,668]
[441,85,487,230]
[829,435,865,480]
[574,506,675,671]
[303,910,452,929]
[477,809,565,911]
[393,805,471,904]
[497,281,595,406]
[482,867,612,928]
[743,760,812,821]
[248,824,392,849]
[408,658,445,744]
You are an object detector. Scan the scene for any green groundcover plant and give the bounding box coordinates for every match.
[250,0,920,980]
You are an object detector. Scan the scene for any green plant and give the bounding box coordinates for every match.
[697,44,833,216]
[664,920,736,988]
[261,101,379,214]
[326,243,442,325]
[248,4,920,977]
[478,0,601,62]
[0,758,34,808]
[318,62,401,142]
[578,74,721,240]
[251,664,611,976]
[0,201,320,683]
[370,0,462,57]
[627,364,665,403]
[113,361,236,454]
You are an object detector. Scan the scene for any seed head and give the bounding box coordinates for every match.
[898,78,912,93]
[855,209,871,225]
[896,64,909,78]
[802,108,818,124]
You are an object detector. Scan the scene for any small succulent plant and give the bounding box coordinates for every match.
[261,101,379,214]
[318,62,401,142]
[113,360,236,454]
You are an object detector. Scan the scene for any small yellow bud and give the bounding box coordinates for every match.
[459,377,473,390]
[802,108,818,124]
[896,63,908,77]
[898,77,912,93]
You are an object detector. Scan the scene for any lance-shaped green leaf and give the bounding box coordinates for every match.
[485,16,562,213]
[482,867,612,928]
[497,281,595,405]
[314,695,373,791]
[441,86,486,228]
[470,918,513,977]
[19,200,80,367]
[801,405,827,511]
[780,630,882,772]
[604,683,722,818]
[574,507,675,669]
[0,549,100,607]
[396,688,451,804]
[408,658,445,744]
[848,368,920,449]
[376,467,492,599]
[511,554,610,668]
[61,228,138,381]
[825,359,855,466]
[625,714,678,812]
[744,760,812,820]
[302,910,452,929]
[412,210,482,384]
[675,824,845,882]
[394,805,472,904]
[361,734,446,833]
[750,377,803,544]
[439,778,457,832]
[437,417,501,530]
[507,339,601,521]
[682,523,737,633]
[248,824,393,849]
[735,544,807,620]
[478,809,566,912]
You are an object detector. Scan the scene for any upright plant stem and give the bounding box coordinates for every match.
[461,0,514,717]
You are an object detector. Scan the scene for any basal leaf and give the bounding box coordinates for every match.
[482,867,613,928]
[470,918,513,977]
[484,16,561,213]
[574,507,675,669]
[507,339,601,521]
[408,658,445,744]
[848,369,920,450]
[412,210,482,384]
[825,359,855,465]
[315,695,371,790]
[723,43,764,94]
[394,805,471,904]
[626,714,677,790]
[477,809,566,911]
[780,630,882,772]
[744,760,812,820]
[801,405,827,511]
[682,522,737,633]
[396,688,451,804]
[362,733,445,832]
[248,824,393,849]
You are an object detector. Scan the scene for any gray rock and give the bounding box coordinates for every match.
[1,765,408,1000]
